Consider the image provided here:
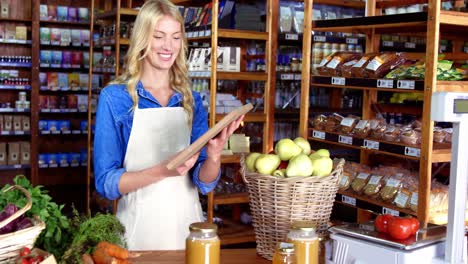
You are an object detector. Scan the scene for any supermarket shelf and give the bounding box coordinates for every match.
[0,108,30,113]
[432,148,452,163]
[0,164,30,171]
[439,10,468,27]
[375,103,422,116]
[218,29,268,40]
[218,72,268,81]
[40,130,87,136]
[0,18,31,23]
[216,112,266,123]
[336,190,416,217]
[95,8,139,20]
[221,154,242,164]
[316,0,365,8]
[1,131,31,136]
[311,76,425,93]
[218,218,256,245]
[39,20,90,27]
[213,192,249,206]
[0,85,31,90]
[436,81,468,93]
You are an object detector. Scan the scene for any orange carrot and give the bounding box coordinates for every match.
[96,241,130,259]
[92,248,118,264]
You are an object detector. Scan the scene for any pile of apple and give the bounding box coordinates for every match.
[245,137,334,177]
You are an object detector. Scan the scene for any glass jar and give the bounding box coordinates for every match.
[290,58,300,72]
[273,242,297,264]
[286,221,319,264]
[185,222,220,264]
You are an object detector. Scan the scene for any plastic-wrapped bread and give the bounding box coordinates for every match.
[364,52,407,78]
[352,119,371,138]
[381,173,404,201]
[325,113,344,132]
[351,172,370,193]
[339,170,355,191]
[339,116,360,134]
[400,127,420,145]
[313,114,327,130]
[317,52,361,76]
[383,124,401,142]
[351,53,378,78]
[369,119,387,140]
[363,174,384,196]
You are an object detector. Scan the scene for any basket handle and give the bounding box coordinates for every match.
[239,154,249,184]
[0,185,32,230]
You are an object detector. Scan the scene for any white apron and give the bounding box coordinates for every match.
[116,106,203,250]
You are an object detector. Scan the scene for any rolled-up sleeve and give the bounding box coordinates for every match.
[94,90,126,200]
[190,92,221,194]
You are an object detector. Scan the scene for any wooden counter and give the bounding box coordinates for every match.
[130,248,270,264]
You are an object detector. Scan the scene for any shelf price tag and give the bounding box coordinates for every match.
[346,38,358,44]
[205,30,211,37]
[382,207,400,216]
[285,34,299,40]
[312,130,325,140]
[331,77,346,86]
[294,74,302,80]
[405,147,420,158]
[342,195,356,206]
[377,79,394,88]
[382,41,394,47]
[338,135,353,145]
[404,42,416,49]
[440,45,447,52]
[464,46,468,53]
[15,131,25,135]
[280,74,294,80]
[1,131,8,135]
[397,80,415,90]
[13,164,21,169]
[363,140,379,150]
[313,35,326,42]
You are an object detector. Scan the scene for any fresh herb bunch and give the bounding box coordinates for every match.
[61,209,126,263]
[0,175,72,257]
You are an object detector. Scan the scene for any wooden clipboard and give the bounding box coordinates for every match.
[166,103,253,170]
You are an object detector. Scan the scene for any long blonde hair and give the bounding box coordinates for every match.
[112,0,193,123]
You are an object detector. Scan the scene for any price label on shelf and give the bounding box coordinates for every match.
[205,30,211,37]
[363,140,379,150]
[440,45,447,52]
[15,131,25,135]
[405,147,420,158]
[285,34,299,41]
[312,130,325,140]
[382,41,394,47]
[346,38,358,44]
[13,164,21,169]
[377,79,394,89]
[280,74,294,80]
[342,195,356,206]
[313,35,326,42]
[294,74,302,80]
[464,46,468,53]
[397,80,415,90]
[1,131,8,135]
[404,42,416,49]
[338,135,353,145]
[331,77,346,86]
[382,207,400,216]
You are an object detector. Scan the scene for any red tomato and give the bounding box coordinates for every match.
[21,258,32,264]
[388,217,413,240]
[19,247,31,257]
[408,217,420,235]
[374,214,394,233]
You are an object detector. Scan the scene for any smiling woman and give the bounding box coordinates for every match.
[93,0,244,251]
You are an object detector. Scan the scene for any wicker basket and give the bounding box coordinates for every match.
[241,157,344,260]
[0,185,46,263]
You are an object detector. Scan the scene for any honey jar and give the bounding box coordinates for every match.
[272,242,297,264]
[185,222,220,264]
[287,221,319,264]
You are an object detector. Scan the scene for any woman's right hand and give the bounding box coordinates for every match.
[157,152,200,178]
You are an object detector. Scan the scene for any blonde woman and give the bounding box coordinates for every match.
[93,0,243,250]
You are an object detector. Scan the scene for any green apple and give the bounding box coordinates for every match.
[286,154,314,177]
[245,152,261,172]
[309,149,330,161]
[273,169,286,177]
[255,154,281,175]
[293,137,311,155]
[274,138,303,161]
[311,156,333,177]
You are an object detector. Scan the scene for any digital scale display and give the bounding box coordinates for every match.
[454,99,468,114]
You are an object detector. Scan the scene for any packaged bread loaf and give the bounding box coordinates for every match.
[351,172,370,193]
[351,53,378,78]
[433,127,446,143]
[383,124,401,142]
[313,114,327,130]
[380,173,403,201]
[369,119,386,139]
[400,127,420,145]
[318,52,361,76]
[338,59,359,77]
[316,55,334,76]
[340,116,360,134]
[443,128,452,143]
[352,119,371,138]
[325,113,344,132]
[363,174,384,196]
[364,52,406,78]
[394,188,412,209]
[339,170,355,191]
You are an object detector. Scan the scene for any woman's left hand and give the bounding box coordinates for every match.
[206,115,244,161]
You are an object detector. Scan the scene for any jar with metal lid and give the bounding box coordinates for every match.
[290,58,300,72]
[185,222,220,264]
[273,242,297,264]
[321,43,332,57]
[286,221,319,264]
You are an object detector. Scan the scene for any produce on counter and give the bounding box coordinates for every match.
[374,214,420,240]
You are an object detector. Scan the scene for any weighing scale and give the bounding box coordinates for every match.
[326,92,468,264]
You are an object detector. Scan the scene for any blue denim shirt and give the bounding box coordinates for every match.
[94,81,220,200]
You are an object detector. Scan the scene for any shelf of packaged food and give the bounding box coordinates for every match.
[218,29,268,40]
[0,85,31,90]
[217,217,256,245]
[0,18,31,23]
[0,109,30,113]
[376,0,450,9]
[311,76,425,93]
[336,190,416,217]
[0,164,30,171]
[277,72,302,81]
[214,192,249,206]
[1,131,30,136]
[221,154,242,164]
[276,108,361,121]
[39,20,90,27]
[215,112,266,123]
[40,109,88,114]
[315,0,366,8]
[217,72,268,81]
[439,10,468,27]
[37,169,87,186]
[40,130,88,136]
[95,8,139,20]
[0,40,32,45]
[0,62,31,68]
[436,81,468,93]
[312,35,365,45]
[39,163,87,169]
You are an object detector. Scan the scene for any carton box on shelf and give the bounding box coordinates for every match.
[47,5,57,21]
[78,7,89,22]
[1,0,9,18]
[71,29,81,45]
[13,115,21,131]
[0,142,5,166]
[58,73,68,90]
[5,24,15,40]
[47,72,58,91]
[68,73,79,91]
[20,141,30,165]
[57,6,68,22]
[15,26,27,41]
[40,50,52,67]
[40,27,50,44]
[62,51,72,68]
[51,51,62,67]
[80,74,89,90]
[50,28,60,45]
[81,29,90,47]
[39,5,47,20]
[3,115,12,131]
[7,142,19,165]
[60,28,71,46]
[22,116,30,132]
[68,7,77,22]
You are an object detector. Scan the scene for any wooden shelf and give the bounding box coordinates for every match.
[214,192,249,206]
[218,29,268,40]
[440,11,468,27]
[119,38,130,45]
[221,154,242,164]
[436,81,468,93]
[217,218,256,245]
[311,76,425,93]
[0,18,31,23]
[376,0,450,9]
[336,190,417,217]
[315,0,365,8]
[95,8,139,20]
[217,72,268,81]
[216,112,266,123]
